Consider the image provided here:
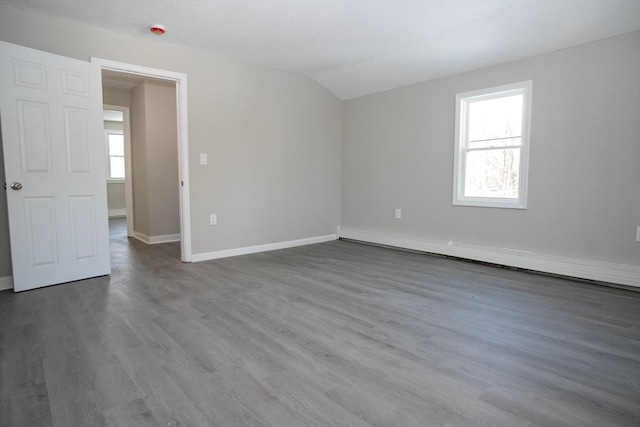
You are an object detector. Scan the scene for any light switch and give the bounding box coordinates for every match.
[200,153,208,165]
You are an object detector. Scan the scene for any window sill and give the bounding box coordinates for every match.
[453,198,527,209]
[107,179,125,184]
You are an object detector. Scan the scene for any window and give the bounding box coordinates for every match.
[453,81,532,209]
[105,131,125,180]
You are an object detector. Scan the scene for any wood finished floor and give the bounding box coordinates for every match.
[1,219,639,427]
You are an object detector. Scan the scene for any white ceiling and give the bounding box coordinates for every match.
[3,0,639,99]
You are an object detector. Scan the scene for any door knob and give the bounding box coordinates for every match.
[10,182,22,190]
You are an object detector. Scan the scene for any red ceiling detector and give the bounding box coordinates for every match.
[150,24,166,35]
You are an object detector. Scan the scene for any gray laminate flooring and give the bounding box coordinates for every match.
[1,218,639,426]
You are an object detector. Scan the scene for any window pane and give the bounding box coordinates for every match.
[464,148,520,198]
[468,94,523,142]
[108,134,124,156]
[110,157,125,179]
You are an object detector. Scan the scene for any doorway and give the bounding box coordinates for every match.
[95,58,192,262]
[103,106,133,237]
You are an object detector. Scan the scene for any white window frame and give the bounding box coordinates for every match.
[105,129,125,182]
[453,81,532,209]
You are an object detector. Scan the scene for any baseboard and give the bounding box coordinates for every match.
[133,232,181,245]
[337,227,640,288]
[192,234,337,262]
[0,276,14,291]
[108,208,127,218]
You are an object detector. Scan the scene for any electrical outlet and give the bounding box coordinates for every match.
[209,214,217,226]
[395,208,402,219]
[636,226,640,242]
[200,153,208,165]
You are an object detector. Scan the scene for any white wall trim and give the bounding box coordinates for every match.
[134,232,181,245]
[192,234,337,262]
[108,208,127,218]
[0,276,13,291]
[337,227,640,288]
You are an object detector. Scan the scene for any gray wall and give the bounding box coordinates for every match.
[342,31,640,266]
[107,182,126,213]
[0,3,342,260]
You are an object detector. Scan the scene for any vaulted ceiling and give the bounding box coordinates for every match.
[2,0,639,99]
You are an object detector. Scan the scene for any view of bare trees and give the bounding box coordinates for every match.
[463,94,523,198]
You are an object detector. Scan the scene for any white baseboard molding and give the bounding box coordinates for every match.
[108,208,127,218]
[133,232,181,245]
[0,276,14,291]
[337,227,640,288]
[192,234,337,262]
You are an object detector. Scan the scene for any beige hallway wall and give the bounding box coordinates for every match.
[130,81,180,238]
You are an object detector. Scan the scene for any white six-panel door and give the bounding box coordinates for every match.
[0,41,110,292]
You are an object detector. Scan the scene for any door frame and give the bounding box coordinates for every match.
[103,104,133,237]
[93,58,192,262]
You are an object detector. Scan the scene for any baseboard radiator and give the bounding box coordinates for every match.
[337,227,640,288]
